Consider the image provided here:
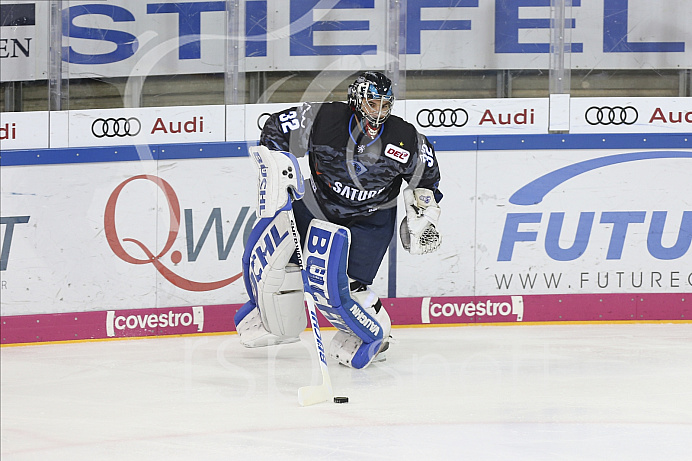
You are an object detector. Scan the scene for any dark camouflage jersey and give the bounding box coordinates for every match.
[260,101,441,220]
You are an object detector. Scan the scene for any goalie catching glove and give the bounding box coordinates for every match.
[400,187,441,255]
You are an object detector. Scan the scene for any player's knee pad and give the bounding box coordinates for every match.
[235,207,307,347]
[303,219,391,368]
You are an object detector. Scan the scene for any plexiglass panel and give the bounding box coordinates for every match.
[0,0,690,112]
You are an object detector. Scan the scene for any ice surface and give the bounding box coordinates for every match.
[2,324,692,460]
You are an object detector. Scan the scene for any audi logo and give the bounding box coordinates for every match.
[416,108,469,128]
[91,117,142,138]
[585,106,638,126]
[257,113,272,131]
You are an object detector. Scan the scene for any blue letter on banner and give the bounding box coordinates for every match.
[147,2,226,60]
[406,0,477,55]
[62,4,138,64]
[495,0,582,54]
[290,0,376,56]
[603,0,684,53]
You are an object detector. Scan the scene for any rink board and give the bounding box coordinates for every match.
[2,105,692,344]
[2,98,692,151]
[2,293,690,345]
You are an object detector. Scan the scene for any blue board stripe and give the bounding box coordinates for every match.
[1,141,252,166]
[1,134,690,167]
[473,133,692,151]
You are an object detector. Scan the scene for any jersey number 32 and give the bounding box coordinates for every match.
[280,111,300,133]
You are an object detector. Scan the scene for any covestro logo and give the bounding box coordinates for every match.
[106,306,204,337]
[421,296,524,323]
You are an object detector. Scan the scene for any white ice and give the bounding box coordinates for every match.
[2,323,692,460]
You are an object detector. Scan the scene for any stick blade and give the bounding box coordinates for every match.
[298,384,332,407]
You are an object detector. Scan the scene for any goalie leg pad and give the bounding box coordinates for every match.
[259,262,305,338]
[235,301,300,348]
[303,219,390,368]
[250,145,305,219]
[235,207,307,347]
[329,306,392,369]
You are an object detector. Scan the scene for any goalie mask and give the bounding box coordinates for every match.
[348,72,395,135]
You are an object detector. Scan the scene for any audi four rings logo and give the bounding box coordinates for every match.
[585,106,638,125]
[417,108,469,128]
[257,113,272,130]
[91,117,142,138]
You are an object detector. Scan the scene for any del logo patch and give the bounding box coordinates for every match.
[384,144,410,163]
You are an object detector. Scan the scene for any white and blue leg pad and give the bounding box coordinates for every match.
[250,145,305,219]
[303,220,391,369]
[235,146,306,347]
[234,202,306,347]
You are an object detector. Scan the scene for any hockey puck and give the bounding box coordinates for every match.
[333,396,349,404]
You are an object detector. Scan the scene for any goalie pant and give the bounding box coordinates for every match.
[290,197,394,286]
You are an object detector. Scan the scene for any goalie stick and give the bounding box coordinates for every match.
[285,207,334,407]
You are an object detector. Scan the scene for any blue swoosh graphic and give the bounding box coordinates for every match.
[509,151,692,205]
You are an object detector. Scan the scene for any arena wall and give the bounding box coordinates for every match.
[1,98,691,344]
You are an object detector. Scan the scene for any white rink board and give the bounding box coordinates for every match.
[569,98,692,134]
[66,106,225,148]
[404,99,549,135]
[3,143,691,316]
[394,150,477,297]
[2,98,691,151]
[474,149,692,295]
[0,111,49,150]
[0,158,257,316]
